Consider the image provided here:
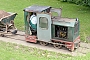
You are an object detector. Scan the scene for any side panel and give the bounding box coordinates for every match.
[1,13,17,24]
[73,21,80,41]
[68,27,73,42]
[51,24,55,39]
[37,14,51,42]
[24,11,30,35]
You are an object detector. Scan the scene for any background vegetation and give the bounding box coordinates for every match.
[60,0,90,6]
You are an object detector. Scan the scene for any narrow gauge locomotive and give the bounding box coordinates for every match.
[23,5,80,51]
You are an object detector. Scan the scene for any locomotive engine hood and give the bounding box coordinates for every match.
[52,17,79,27]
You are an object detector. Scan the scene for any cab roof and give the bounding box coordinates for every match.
[24,5,51,12]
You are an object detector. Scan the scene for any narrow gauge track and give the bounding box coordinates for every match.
[5,34,25,41]
[0,31,25,41]
[0,31,90,56]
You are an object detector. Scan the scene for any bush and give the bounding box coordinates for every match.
[60,0,90,6]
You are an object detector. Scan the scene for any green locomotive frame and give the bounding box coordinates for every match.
[23,5,80,51]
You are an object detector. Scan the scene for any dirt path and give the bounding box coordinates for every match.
[0,31,90,56]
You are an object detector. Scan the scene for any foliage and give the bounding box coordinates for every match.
[60,0,90,6]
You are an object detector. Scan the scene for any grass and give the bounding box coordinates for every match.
[0,40,71,60]
[0,40,90,60]
[0,0,90,60]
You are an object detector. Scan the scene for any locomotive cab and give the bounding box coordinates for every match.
[23,5,52,42]
[24,5,80,51]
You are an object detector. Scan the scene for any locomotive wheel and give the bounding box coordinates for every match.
[53,44,62,49]
[1,34,5,37]
[11,30,17,34]
[39,41,48,46]
[74,42,80,50]
[70,48,74,52]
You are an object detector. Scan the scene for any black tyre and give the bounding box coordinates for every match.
[11,30,17,34]
[1,34,5,37]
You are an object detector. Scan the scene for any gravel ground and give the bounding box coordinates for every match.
[0,31,90,56]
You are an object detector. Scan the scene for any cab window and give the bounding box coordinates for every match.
[39,17,48,29]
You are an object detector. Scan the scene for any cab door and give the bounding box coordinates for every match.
[37,13,51,42]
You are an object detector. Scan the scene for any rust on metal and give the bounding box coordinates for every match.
[0,10,10,19]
